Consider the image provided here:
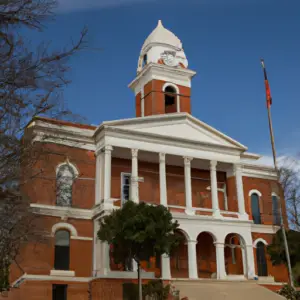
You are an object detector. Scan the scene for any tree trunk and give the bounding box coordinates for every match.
[137,260,142,300]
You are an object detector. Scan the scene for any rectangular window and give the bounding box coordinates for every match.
[54,245,70,270]
[272,195,281,225]
[121,173,131,205]
[52,284,67,300]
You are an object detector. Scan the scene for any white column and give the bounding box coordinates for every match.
[187,240,198,279]
[215,242,226,279]
[245,245,255,279]
[102,242,110,276]
[131,149,139,203]
[159,153,167,206]
[93,218,101,276]
[210,160,221,218]
[234,164,249,220]
[103,146,113,207]
[95,153,103,205]
[161,254,171,280]
[184,157,194,215]
[132,260,138,272]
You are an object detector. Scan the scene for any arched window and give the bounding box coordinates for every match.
[56,164,76,207]
[142,54,147,68]
[272,195,281,225]
[256,242,268,276]
[164,85,177,113]
[251,193,261,224]
[54,230,70,270]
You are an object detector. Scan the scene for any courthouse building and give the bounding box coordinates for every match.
[7,20,288,299]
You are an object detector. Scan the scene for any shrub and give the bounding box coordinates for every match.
[277,285,300,300]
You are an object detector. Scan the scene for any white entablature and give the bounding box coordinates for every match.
[94,112,247,163]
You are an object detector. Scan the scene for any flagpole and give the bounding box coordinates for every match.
[261,59,294,287]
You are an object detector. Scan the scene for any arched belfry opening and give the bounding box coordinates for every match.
[164,85,177,113]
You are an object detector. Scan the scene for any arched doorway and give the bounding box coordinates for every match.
[196,232,217,278]
[170,230,188,278]
[256,242,268,276]
[224,233,246,276]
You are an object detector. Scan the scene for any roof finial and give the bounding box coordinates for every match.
[158,20,163,27]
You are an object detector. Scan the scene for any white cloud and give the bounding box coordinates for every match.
[56,0,155,12]
[253,155,300,172]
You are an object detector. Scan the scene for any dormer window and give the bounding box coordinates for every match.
[142,54,147,68]
[164,85,177,113]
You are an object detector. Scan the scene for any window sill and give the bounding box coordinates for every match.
[50,270,75,277]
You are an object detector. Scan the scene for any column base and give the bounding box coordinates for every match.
[185,208,195,216]
[239,213,249,221]
[103,199,114,211]
[213,209,222,219]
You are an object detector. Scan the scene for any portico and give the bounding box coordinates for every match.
[93,112,256,281]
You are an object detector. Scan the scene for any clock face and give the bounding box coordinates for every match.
[161,51,178,67]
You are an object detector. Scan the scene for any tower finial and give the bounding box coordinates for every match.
[158,20,163,27]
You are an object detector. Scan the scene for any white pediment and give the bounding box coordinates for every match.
[103,113,247,151]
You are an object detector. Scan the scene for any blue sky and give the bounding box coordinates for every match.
[27,0,300,161]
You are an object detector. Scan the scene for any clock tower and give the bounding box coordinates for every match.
[129,20,196,117]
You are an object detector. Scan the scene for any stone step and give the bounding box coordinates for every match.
[172,280,285,300]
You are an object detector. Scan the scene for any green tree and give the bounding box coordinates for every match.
[267,229,300,285]
[97,201,180,300]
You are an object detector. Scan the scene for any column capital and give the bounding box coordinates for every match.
[214,242,225,248]
[234,163,242,172]
[210,160,218,170]
[183,156,193,166]
[131,148,139,158]
[187,239,198,244]
[104,145,113,154]
[159,153,166,163]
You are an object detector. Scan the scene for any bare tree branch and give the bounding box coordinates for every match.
[279,157,300,231]
[0,0,89,292]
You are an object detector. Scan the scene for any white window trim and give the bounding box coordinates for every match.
[253,238,268,248]
[50,270,75,277]
[121,172,131,205]
[162,82,180,113]
[56,161,79,177]
[271,192,279,198]
[249,189,262,197]
[52,222,78,237]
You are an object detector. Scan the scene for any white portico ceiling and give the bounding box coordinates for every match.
[97,113,248,152]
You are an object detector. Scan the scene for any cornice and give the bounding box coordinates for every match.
[27,120,96,151]
[30,204,93,220]
[128,63,196,90]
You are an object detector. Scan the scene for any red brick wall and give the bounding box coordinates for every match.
[252,232,289,283]
[24,143,95,209]
[243,177,288,226]
[112,158,226,209]
[0,281,90,300]
[10,216,93,283]
[226,177,239,212]
[136,92,141,117]
[140,79,191,117]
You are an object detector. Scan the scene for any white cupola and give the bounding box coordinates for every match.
[137,20,188,73]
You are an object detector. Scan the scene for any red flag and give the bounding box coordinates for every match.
[261,59,272,108]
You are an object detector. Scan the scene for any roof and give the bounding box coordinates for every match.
[141,20,182,52]
[27,116,96,130]
[96,112,248,151]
